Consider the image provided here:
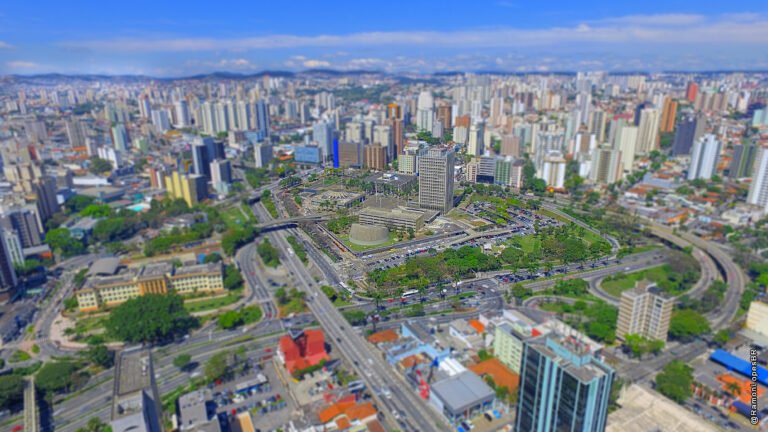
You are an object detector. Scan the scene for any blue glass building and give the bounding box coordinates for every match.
[515,330,614,432]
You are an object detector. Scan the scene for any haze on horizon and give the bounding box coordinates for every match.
[0,0,767,76]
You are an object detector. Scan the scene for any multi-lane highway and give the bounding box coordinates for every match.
[253,202,447,432]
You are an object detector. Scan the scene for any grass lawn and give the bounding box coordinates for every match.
[240,203,257,222]
[222,206,250,229]
[516,235,541,254]
[538,208,571,223]
[74,315,108,334]
[184,291,242,313]
[8,350,31,363]
[601,265,669,297]
[279,297,306,317]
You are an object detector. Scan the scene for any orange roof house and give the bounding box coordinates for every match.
[367,329,398,344]
[469,358,520,393]
[468,319,486,334]
[277,329,330,375]
[319,401,378,430]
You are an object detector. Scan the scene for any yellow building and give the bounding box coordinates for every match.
[76,262,224,312]
[164,171,207,207]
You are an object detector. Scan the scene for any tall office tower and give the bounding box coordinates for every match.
[372,125,393,160]
[363,145,387,171]
[2,208,42,248]
[541,152,567,189]
[686,81,699,102]
[174,100,191,127]
[475,156,496,184]
[500,134,520,157]
[747,148,768,213]
[312,120,334,161]
[437,103,453,129]
[515,327,614,432]
[33,176,60,223]
[254,99,270,137]
[635,108,661,154]
[345,122,364,143]
[416,91,434,133]
[151,109,171,133]
[467,124,484,156]
[660,97,678,133]
[236,100,251,131]
[633,102,650,126]
[590,147,622,184]
[65,119,86,148]
[730,142,758,179]
[110,349,163,432]
[210,159,232,195]
[418,147,455,214]
[192,138,215,179]
[494,157,513,186]
[589,109,607,143]
[616,281,674,341]
[111,124,129,152]
[1,229,23,267]
[687,134,721,181]
[254,143,273,168]
[0,231,17,303]
[138,96,151,119]
[671,114,705,156]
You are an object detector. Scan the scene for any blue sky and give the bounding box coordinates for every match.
[0,0,767,76]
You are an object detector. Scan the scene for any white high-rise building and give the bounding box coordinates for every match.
[747,147,768,213]
[373,125,393,160]
[236,101,251,131]
[687,134,721,181]
[615,125,638,174]
[174,100,191,127]
[151,109,171,133]
[541,152,567,190]
[416,91,434,133]
[111,124,129,152]
[467,124,484,156]
[636,108,661,154]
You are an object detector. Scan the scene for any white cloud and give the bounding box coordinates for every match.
[58,13,768,53]
[6,61,39,69]
[0,41,12,49]
[302,59,330,68]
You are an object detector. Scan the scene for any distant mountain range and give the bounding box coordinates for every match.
[4,68,768,84]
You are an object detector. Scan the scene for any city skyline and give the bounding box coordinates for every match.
[0,1,767,75]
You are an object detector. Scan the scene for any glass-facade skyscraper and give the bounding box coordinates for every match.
[515,331,614,432]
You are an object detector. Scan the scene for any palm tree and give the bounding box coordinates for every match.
[725,381,741,397]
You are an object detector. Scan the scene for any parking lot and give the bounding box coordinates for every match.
[211,355,296,432]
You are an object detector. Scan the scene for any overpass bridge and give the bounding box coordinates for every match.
[24,377,39,432]
[254,214,328,230]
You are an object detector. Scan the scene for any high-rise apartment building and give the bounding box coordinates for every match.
[515,327,614,432]
[672,114,705,156]
[312,120,334,161]
[635,108,661,154]
[500,134,520,157]
[363,145,387,171]
[730,142,758,179]
[418,147,455,214]
[590,147,622,184]
[416,91,434,133]
[254,143,273,168]
[616,281,674,341]
[660,97,678,133]
[210,159,232,195]
[747,147,768,213]
[164,172,207,207]
[687,134,721,181]
[686,82,699,102]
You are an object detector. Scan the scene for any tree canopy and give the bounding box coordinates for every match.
[669,309,710,341]
[655,360,693,403]
[105,294,198,344]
